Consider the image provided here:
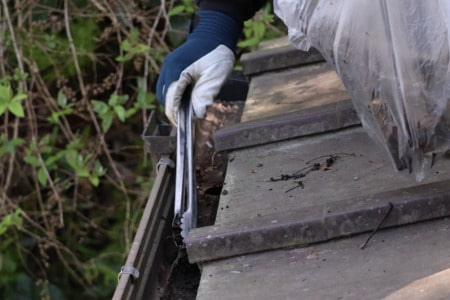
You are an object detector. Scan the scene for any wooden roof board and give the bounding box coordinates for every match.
[187,127,450,262]
[215,127,450,226]
[213,99,359,152]
[192,35,450,299]
[240,36,324,76]
[196,218,450,300]
[241,62,349,123]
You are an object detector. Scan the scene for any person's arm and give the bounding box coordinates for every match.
[196,0,268,22]
[156,0,268,125]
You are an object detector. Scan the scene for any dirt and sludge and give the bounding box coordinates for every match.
[161,101,245,300]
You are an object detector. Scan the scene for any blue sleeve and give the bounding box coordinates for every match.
[196,0,268,22]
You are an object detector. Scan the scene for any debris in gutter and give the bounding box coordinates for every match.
[268,153,356,192]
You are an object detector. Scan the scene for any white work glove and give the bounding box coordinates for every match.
[156,10,242,126]
[164,45,234,125]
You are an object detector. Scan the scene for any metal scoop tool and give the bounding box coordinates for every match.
[173,91,197,241]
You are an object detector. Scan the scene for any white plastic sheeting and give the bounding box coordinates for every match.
[275,0,450,180]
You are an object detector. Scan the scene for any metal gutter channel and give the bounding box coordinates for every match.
[113,157,174,299]
[112,71,251,299]
[113,111,176,299]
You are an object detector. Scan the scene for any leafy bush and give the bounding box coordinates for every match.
[0,0,168,298]
[238,2,286,50]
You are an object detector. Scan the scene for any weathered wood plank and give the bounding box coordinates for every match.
[240,43,324,76]
[187,127,450,262]
[241,63,349,122]
[196,218,450,300]
[186,180,450,263]
[241,36,324,75]
[213,99,359,151]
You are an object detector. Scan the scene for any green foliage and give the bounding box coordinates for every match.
[0,84,27,118]
[64,148,106,187]
[27,18,99,81]
[116,29,150,62]
[169,0,196,16]
[0,209,23,236]
[92,94,131,132]
[136,77,157,110]
[0,210,30,298]
[46,91,74,124]
[237,2,285,51]
[0,1,161,298]
[22,132,107,187]
[0,134,25,158]
[0,68,29,85]
[92,87,156,133]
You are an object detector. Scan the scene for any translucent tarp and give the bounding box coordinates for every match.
[275,0,450,180]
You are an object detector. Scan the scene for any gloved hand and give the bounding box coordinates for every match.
[156,10,242,125]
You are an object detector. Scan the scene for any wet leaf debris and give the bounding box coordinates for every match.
[268,153,356,192]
